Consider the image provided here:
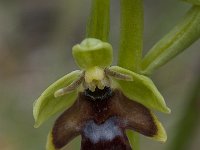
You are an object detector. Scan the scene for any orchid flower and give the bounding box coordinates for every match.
[32,0,200,148]
[33,38,170,150]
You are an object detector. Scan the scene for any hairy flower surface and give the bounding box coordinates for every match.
[33,38,170,150]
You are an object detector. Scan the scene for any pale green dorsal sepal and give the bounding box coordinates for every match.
[33,70,82,128]
[109,66,171,113]
[150,112,167,142]
[72,38,113,69]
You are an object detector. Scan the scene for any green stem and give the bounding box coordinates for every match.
[118,1,143,149]
[86,0,110,42]
[118,0,144,73]
[167,73,200,150]
[127,130,140,150]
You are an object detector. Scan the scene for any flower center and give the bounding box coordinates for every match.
[84,67,110,92]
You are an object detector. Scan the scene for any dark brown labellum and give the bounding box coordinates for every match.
[52,87,158,150]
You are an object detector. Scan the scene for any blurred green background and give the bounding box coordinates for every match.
[0,0,199,150]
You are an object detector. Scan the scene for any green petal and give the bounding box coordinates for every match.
[33,70,82,128]
[109,66,171,113]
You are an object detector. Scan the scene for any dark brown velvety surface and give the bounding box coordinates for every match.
[52,88,157,149]
[81,136,131,150]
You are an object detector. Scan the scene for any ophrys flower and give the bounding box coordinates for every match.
[33,38,170,150]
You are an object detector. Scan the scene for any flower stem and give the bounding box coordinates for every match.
[118,1,144,149]
[127,130,140,150]
[86,0,110,42]
[118,0,144,73]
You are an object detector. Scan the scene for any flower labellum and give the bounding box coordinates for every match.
[33,38,170,150]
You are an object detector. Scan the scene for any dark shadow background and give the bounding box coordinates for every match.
[0,0,199,149]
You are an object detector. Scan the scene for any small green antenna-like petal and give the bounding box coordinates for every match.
[54,72,85,97]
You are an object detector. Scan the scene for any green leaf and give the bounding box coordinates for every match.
[33,70,82,128]
[118,0,144,72]
[110,66,171,113]
[181,0,200,5]
[142,6,200,75]
[86,0,110,42]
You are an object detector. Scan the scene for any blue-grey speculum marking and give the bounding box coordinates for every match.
[83,117,123,144]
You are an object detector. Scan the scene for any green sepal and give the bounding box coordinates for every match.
[33,70,82,128]
[109,66,171,113]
